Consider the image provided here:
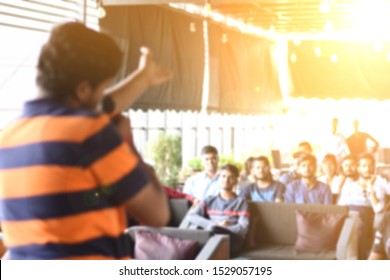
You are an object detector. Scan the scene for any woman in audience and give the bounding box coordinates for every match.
[318,154,339,203]
[187,164,249,257]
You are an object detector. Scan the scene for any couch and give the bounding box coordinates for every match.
[126,226,229,260]
[238,202,359,260]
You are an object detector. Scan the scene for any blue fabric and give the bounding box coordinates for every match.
[240,181,285,202]
[285,179,333,205]
[183,172,221,201]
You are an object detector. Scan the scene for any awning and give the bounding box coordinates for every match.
[100,5,283,114]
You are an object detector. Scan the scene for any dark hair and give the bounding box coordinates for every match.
[341,154,357,163]
[298,141,313,153]
[36,21,122,102]
[252,156,273,181]
[244,156,254,175]
[322,154,337,166]
[200,145,218,156]
[292,151,305,159]
[220,164,239,178]
[298,153,317,166]
[358,153,376,165]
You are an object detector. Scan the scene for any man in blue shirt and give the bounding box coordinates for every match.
[240,156,285,202]
[183,146,221,202]
[285,153,333,205]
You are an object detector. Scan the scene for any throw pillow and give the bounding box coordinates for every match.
[295,210,347,252]
[134,230,199,260]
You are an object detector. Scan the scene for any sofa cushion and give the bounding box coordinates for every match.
[239,244,336,260]
[294,210,347,252]
[134,230,199,260]
[245,215,260,249]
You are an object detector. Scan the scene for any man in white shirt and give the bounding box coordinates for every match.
[183,145,221,202]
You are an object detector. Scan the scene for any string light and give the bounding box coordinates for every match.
[319,0,331,14]
[290,53,297,62]
[330,53,339,63]
[189,22,197,32]
[315,47,322,57]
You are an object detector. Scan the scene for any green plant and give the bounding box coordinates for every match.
[218,154,243,172]
[148,132,182,188]
[187,157,202,170]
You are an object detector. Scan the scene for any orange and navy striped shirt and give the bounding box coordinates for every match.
[0,98,149,259]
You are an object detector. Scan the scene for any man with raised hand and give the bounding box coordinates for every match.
[0,22,171,260]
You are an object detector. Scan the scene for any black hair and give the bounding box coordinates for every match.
[298,153,317,166]
[200,145,218,156]
[36,21,122,102]
[220,164,239,178]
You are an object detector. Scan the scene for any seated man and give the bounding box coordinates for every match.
[187,164,249,257]
[285,153,333,205]
[338,153,388,259]
[240,156,285,202]
[369,204,390,260]
[183,145,221,202]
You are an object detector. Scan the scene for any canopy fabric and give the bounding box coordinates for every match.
[100,5,205,112]
[208,23,283,114]
[289,40,390,100]
[101,5,282,114]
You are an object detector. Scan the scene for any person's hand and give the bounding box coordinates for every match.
[216,220,231,227]
[114,114,132,142]
[138,47,173,86]
[191,199,201,208]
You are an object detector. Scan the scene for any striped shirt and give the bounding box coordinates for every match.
[189,195,250,238]
[0,98,149,259]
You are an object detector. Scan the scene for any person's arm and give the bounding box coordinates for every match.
[275,182,285,203]
[368,215,387,260]
[104,47,172,113]
[124,181,169,227]
[284,182,294,203]
[367,133,379,154]
[90,117,170,227]
[323,184,334,205]
[187,202,214,229]
[224,199,250,237]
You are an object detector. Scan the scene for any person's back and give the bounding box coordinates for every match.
[0,22,170,259]
[0,103,140,259]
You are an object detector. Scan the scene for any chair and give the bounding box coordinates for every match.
[126,226,229,260]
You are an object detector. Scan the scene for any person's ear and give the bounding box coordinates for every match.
[74,80,92,103]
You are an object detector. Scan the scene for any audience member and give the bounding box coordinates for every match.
[240,156,285,202]
[284,153,333,205]
[317,153,339,203]
[183,145,221,202]
[279,151,303,186]
[238,156,255,191]
[338,153,388,259]
[369,204,390,260]
[346,119,379,157]
[187,164,249,257]
[323,118,348,162]
[298,141,313,154]
[0,22,170,260]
